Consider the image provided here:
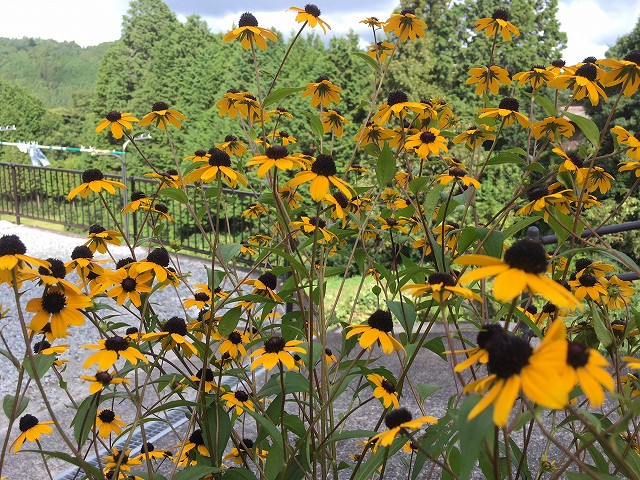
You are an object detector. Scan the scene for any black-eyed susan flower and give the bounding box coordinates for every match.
[83,335,148,370]
[568,274,607,302]
[143,316,198,357]
[366,41,396,62]
[144,168,183,189]
[402,272,481,302]
[449,323,506,373]
[466,65,511,95]
[246,145,298,178]
[475,9,520,41]
[465,320,570,426]
[288,4,331,33]
[84,224,121,254]
[287,153,353,202]
[137,442,172,461]
[599,50,640,96]
[222,389,255,415]
[10,414,54,452]
[27,287,91,339]
[138,101,186,129]
[121,191,152,215]
[270,106,294,120]
[65,245,105,281]
[552,147,584,173]
[22,257,81,293]
[575,166,614,194]
[532,116,576,141]
[611,125,640,160]
[322,108,349,137]
[601,275,635,310]
[0,234,49,285]
[456,239,580,308]
[184,149,210,163]
[370,408,437,450]
[513,65,553,90]
[547,58,568,77]
[515,184,572,219]
[405,128,448,158]
[216,88,242,118]
[95,111,138,139]
[562,339,614,407]
[190,367,218,394]
[478,97,531,128]
[373,90,426,125]
[619,159,640,177]
[245,271,283,302]
[300,75,342,108]
[33,339,69,357]
[548,63,607,106]
[218,134,249,157]
[185,147,248,187]
[383,8,427,42]
[250,336,306,370]
[436,166,481,188]
[129,247,172,283]
[354,121,392,148]
[223,438,267,465]
[453,125,496,150]
[178,429,210,466]
[67,168,126,200]
[213,329,249,358]
[224,12,277,49]
[184,286,212,310]
[103,447,142,473]
[95,409,126,439]
[268,130,297,146]
[80,371,129,395]
[368,374,400,409]
[291,216,337,243]
[106,268,153,308]
[346,310,404,354]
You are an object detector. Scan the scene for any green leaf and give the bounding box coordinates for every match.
[487,151,525,165]
[174,465,224,480]
[457,396,494,479]
[532,94,557,116]
[375,143,396,187]
[259,371,312,397]
[422,184,444,223]
[564,110,600,145]
[409,176,430,194]
[477,228,504,258]
[220,468,259,480]
[352,51,381,73]
[3,394,29,419]
[503,217,539,240]
[159,187,188,204]
[23,354,55,380]
[218,306,242,337]
[304,111,324,138]
[247,407,283,448]
[590,304,613,347]
[219,243,242,263]
[416,383,441,404]
[387,300,415,336]
[525,162,545,174]
[423,336,446,360]
[205,401,232,463]
[262,87,305,109]
[22,449,103,478]
[71,395,99,446]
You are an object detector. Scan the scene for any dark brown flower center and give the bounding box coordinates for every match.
[492,9,510,20]
[89,224,105,234]
[575,64,597,82]
[208,148,231,167]
[624,50,640,65]
[419,131,436,144]
[41,291,67,314]
[228,331,243,344]
[367,310,393,332]
[578,274,597,287]
[96,371,113,384]
[121,277,137,292]
[264,336,286,353]
[163,316,188,336]
[428,272,456,286]
[503,239,548,274]
[387,90,408,106]
[19,414,39,431]
[105,336,129,352]
[381,379,396,394]
[552,59,566,68]
[189,429,205,445]
[147,247,170,267]
[195,292,210,302]
[487,335,532,378]
[33,340,51,353]
[308,216,326,229]
[238,12,259,27]
[0,234,27,256]
[567,341,590,368]
[82,169,104,183]
[196,367,214,382]
[71,245,93,260]
[105,111,122,122]
[234,390,249,402]
[476,324,506,349]
[311,154,337,176]
[498,97,519,112]
[98,409,116,423]
[266,146,288,159]
[39,258,66,278]
[152,101,169,111]
[527,187,549,202]
[304,4,321,16]
[258,272,278,290]
[385,407,412,428]
[400,8,416,15]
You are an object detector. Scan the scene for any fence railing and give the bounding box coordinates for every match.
[0,162,258,258]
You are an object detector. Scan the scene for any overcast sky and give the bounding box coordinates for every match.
[0,0,639,64]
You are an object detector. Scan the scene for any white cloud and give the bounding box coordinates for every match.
[0,0,128,46]
[557,0,640,64]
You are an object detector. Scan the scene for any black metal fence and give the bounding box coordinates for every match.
[0,163,258,257]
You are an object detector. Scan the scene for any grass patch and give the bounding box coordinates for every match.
[323,275,381,325]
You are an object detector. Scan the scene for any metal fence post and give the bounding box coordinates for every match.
[11,164,20,225]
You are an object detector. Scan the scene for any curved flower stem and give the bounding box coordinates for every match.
[98,191,135,258]
[266,22,307,97]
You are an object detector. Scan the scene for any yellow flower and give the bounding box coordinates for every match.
[105,268,154,308]
[84,224,122,254]
[436,165,481,189]
[563,339,614,407]
[178,429,210,466]
[246,145,298,178]
[513,65,553,90]
[448,324,505,373]
[466,65,511,95]
[478,97,531,128]
[103,448,142,473]
[223,439,267,465]
[223,12,277,50]
[402,272,481,302]
[366,41,396,62]
[598,51,640,96]
[405,128,448,158]
[245,271,283,303]
[121,190,153,214]
[67,168,125,200]
[568,273,607,302]
[10,414,54,452]
[346,310,404,354]
[301,76,341,108]
[601,275,635,310]
[142,316,198,357]
[287,153,353,202]
[80,371,129,395]
[372,90,426,125]
[455,239,580,309]
[369,408,437,450]
[465,320,571,426]
[575,166,614,194]
[83,335,148,370]
[552,147,584,173]
[322,108,350,137]
[453,124,496,150]
[95,111,138,139]
[222,390,255,415]
[367,374,400,409]
[548,64,607,106]
[27,287,91,339]
[213,330,250,358]
[384,8,427,42]
[532,116,575,141]
[291,216,337,243]
[515,184,572,219]
[95,409,126,439]
[185,147,248,188]
[288,4,331,33]
[144,169,183,189]
[267,130,297,146]
[249,336,306,370]
[218,134,249,156]
[354,121,392,148]
[475,9,520,41]
[138,101,186,129]
[611,125,640,160]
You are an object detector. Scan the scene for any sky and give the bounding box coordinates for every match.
[0,0,639,65]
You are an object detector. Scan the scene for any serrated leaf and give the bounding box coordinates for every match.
[262,87,305,109]
[218,306,242,337]
[416,383,441,403]
[409,176,430,194]
[159,187,188,204]
[375,143,396,187]
[24,353,55,380]
[304,111,324,138]
[219,243,242,263]
[564,110,600,145]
